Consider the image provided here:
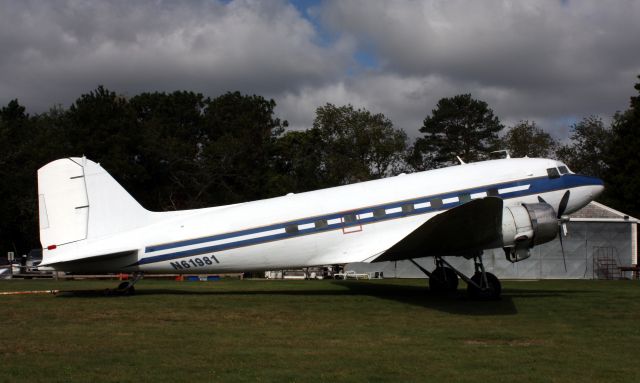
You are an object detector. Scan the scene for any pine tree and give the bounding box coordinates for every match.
[410,94,503,169]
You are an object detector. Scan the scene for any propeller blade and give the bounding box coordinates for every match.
[539,192,570,272]
[558,227,567,272]
[557,190,570,218]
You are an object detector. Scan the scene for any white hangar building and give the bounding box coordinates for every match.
[348,201,638,280]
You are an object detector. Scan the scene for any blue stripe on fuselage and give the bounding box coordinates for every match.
[136,174,602,266]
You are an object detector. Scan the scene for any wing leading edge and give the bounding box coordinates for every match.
[373,197,504,262]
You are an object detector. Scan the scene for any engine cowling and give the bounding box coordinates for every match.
[501,203,558,262]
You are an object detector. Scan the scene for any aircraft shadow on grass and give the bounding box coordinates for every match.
[56,280,590,316]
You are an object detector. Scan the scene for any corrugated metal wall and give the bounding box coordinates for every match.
[347,221,636,279]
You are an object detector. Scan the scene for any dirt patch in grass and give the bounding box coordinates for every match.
[463,338,547,347]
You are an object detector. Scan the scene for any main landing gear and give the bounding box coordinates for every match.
[466,256,501,300]
[411,254,501,300]
[109,272,144,296]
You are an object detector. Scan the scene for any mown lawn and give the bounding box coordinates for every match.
[1,278,638,382]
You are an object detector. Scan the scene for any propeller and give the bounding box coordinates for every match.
[557,223,567,272]
[538,190,571,272]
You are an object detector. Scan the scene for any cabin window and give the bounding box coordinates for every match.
[314,219,328,229]
[373,208,386,219]
[402,204,414,214]
[487,188,499,197]
[285,225,298,234]
[547,167,560,179]
[459,193,471,203]
[343,213,357,223]
[430,198,443,209]
[558,165,569,175]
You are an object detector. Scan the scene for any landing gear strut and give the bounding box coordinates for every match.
[110,272,144,296]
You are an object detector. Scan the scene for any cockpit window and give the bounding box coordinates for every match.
[547,167,560,179]
[558,165,569,175]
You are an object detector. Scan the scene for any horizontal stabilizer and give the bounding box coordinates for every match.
[41,250,139,274]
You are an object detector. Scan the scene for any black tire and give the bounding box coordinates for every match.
[429,267,459,293]
[117,282,135,296]
[467,272,501,300]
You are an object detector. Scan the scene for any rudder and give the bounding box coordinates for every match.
[38,158,89,248]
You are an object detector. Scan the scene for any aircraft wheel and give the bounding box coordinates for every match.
[117,282,129,290]
[467,272,501,300]
[429,267,459,293]
[125,285,135,296]
[117,282,135,296]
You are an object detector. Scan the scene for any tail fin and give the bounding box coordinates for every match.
[38,157,151,250]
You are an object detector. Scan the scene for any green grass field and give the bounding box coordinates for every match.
[1,278,639,382]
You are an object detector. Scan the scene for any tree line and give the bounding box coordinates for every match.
[1,76,639,255]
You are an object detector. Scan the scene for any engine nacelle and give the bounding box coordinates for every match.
[501,203,558,262]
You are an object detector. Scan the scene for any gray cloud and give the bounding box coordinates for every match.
[312,0,640,136]
[0,0,351,110]
[0,0,638,141]
[318,1,640,86]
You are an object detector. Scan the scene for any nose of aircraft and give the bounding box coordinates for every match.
[563,176,605,215]
[590,182,605,200]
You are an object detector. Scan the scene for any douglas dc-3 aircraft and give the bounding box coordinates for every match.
[37,156,603,299]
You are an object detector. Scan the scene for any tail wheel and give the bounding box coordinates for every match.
[429,266,459,293]
[124,285,135,296]
[467,272,501,300]
[117,282,135,296]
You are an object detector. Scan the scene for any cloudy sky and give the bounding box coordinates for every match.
[1,0,639,140]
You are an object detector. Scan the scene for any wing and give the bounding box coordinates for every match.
[372,197,504,262]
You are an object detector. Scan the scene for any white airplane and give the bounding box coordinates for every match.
[37,156,603,298]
